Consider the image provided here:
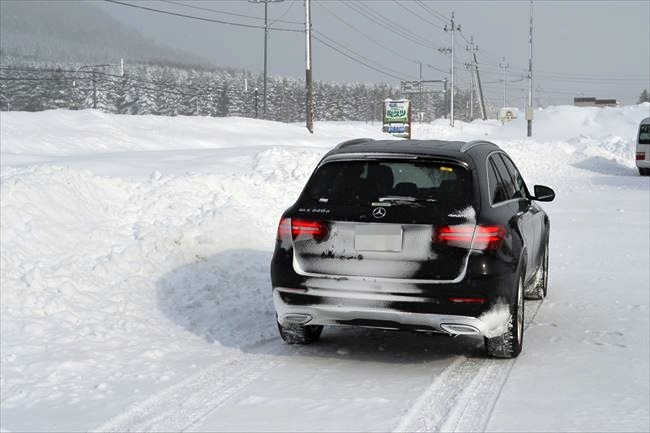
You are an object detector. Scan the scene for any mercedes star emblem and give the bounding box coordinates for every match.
[372,207,387,219]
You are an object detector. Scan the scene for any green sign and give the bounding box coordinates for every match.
[385,106,407,122]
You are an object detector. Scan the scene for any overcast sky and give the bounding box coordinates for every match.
[95,0,650,106]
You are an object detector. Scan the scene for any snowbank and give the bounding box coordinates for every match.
[1,104,648,431]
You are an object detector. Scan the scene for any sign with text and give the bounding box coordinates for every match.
[382,99,411,139]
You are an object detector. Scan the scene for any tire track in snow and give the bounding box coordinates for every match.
[93,339,285,433]
[394,300,544,433]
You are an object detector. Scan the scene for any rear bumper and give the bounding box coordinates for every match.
[273,286,506,336]
[636,159,650,169]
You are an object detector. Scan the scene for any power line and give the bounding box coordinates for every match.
[342,1,439,50]
[103,0,303,32]
[269,0,298,26]
[313,30,414,79]
[414,0,449,24]
[316,2,420,66]
[312,35,404,81]
[159,0,303,25]
[425,63,449,74]
[393,0,444,30]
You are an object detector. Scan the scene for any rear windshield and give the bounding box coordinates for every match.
[639,124,650,144]
[301,160,472,207]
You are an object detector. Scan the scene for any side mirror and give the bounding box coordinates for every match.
[532,185,555,202]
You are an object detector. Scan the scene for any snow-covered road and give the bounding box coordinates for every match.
[1,106,649,432]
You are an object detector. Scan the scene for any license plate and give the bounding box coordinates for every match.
[354,225,403,252]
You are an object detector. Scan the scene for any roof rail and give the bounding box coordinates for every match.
[460,140,499,153]
[335,138,375,149]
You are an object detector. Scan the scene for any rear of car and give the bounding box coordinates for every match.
[271,145,520,351]
[636,117,650,176]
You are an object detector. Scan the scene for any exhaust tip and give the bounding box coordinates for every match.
[282,314,312,325]
[440,323,481,335]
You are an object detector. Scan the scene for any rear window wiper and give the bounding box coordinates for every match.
[378,196,437,203]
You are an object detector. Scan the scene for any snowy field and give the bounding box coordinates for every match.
[1,104,649,432]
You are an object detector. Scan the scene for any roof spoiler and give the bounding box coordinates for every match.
[460,140,500,153]
[334,138,375,150]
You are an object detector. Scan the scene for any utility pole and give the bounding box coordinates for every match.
[254,87,259,118]
[437,50,451,119]
[500,57,509,108]
[92,69,97,109]
[527,0,534,137]
[465,36,478,121]
[443,77,448,119]
[305,0,314,133]
[249,0,284,120]
[72,63,120,110]
[473,52,487,120]
[465,62,474,120]
[444,12,460,127]
[263,0,268,119]
[418,61,423,122]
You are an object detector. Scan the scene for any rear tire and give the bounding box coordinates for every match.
[485,277,524,358]
[278,321,323,345]
[525,242,548,300]
[639,168,650,176]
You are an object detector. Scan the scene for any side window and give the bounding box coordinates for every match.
[499,154,528,198]
[639,124,650,144]
[490,154,516,200]
[488,159,509,204]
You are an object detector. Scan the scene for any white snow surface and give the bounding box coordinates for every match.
[1,104,649,432]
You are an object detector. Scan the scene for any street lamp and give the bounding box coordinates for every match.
[248,0,284,120]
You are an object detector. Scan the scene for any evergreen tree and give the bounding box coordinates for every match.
[639,89,649,103]
[216,84,230,117]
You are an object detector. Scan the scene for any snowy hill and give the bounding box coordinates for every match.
[1,105,649,432]
[0,0,207,65]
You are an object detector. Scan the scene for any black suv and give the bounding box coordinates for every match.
[271,139,555,358]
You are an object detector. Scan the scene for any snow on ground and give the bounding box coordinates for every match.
[1,104,649,432]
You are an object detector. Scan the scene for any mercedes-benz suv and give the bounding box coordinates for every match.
[271,138,555,358]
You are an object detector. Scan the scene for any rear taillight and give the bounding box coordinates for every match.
[290,218,329,241]
[434,224,506,250]
[435,225,474,249]
[277,217,292,241]
[636,152,646,161]
[276,218,329,242]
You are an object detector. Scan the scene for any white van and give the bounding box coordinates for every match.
[637,117,650,176]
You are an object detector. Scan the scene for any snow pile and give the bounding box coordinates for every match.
[1,104,649,431]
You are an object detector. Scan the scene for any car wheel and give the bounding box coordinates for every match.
[485,276,524,358]
[278,321,323,345]
[639,168,650,176]
[525,242,549,300]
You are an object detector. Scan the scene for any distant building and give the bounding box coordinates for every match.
[594,99,619,107]
[574,97,619,107]
[497,107,519,122]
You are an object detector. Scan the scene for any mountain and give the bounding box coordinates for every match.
[0,0,210,66]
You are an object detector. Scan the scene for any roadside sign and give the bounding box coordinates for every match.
[382,99,411,139]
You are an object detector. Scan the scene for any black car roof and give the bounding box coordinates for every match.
[324,138,500,165]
